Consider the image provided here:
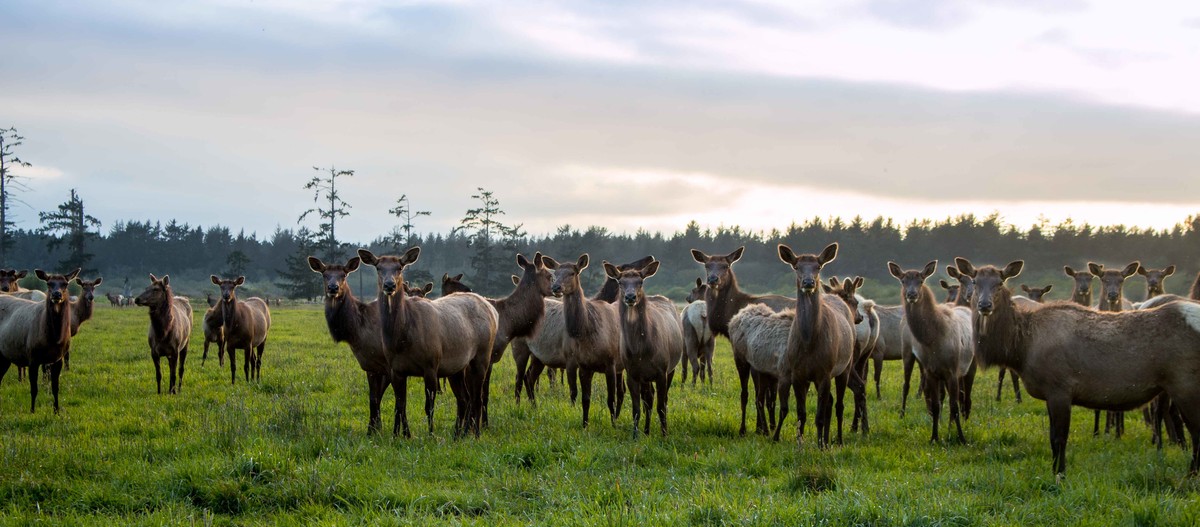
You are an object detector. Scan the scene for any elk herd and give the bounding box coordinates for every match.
[2,242,1200,480]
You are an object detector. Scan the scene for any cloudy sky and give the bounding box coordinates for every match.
[3,0,1199,241]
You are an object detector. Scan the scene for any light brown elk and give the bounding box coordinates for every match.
[681,278,715,386]
[888,260,975,443]
[309,256,396,435]
[773,243,856,447]
[134,274,192,394]
[545,253,626,428]
[1064,265,1094,307]
[359,247,499,438]
[201,305,224,367]
[690,246,792,435]
[1138,265,1175,300]
[604,259,683,437]
[0,269,78,412]
[211,275,272,384]
[825,276,873,436]
[56,276,101,373]
[957,257,1200,477]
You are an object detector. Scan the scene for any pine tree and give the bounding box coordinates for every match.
[388,194,430,251]
[300,165,353,262]
[0,127,32,266]
[39,189,102,274]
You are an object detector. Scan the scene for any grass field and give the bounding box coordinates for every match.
[1,304,1198,526]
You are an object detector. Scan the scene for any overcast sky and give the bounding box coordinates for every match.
[3,0,1199,241]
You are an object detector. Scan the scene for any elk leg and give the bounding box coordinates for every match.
[834,372,848,445]
[642,379,653,436]
[793,382,806,441]
[873,355,883,400]
[751,371,766,435]
[1047,395,1072,477]
[63,350,69,372]
[27,362,40,413]
[50,360,62,414]
[154,354,163,395]
[773,378,791,442]
[656,373,669,437]
[736,356,751,436]
[604,369,618,425]
[513,342,530,404]
[850,361,868,436]
[1011,370,1022,403]
[0,359,10,387]
[255,342,264,380]
[949,376,965,444]
[203,339,209,366]
[243,348,252,382]
[367,373,384,435]
[167,354,178,395]
[17,366,23,382]
[961,361,976,421]
[925,376,940,444]
[178,348,188,392]
[447,372,467,438]
[705,339,715,385]
[765,377,777,435]
[394,376,410,438]
[423,371,438,435]
[218,339,225,367]
[229,347,237,385]
[615,370,625,419]
[901,353,915,418]
[525,359,545,407]
[627,375,641,438]
[480,363,492,429]
[566,364,579,406]
[1093,410,1102,437]
[819,380,836,449]
[996,368,1006,402]
[579,369,594,429]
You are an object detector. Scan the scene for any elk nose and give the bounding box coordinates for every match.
[1107,292,1119,300]
[383,280,397,294]
[801,278,815,289]
[978,300,993,312]
[551,284,562,294]
[707,276,719,286]
[624,293,637,304]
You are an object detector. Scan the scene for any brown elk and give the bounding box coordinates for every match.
[945,265,974,307]
[441,273,470,296]
[1021,284,1054,302]
[888,260,975,443]
[603,259,683,437]
[545,253,628,428]
[205,292,217,308]
[405,282,434,298]
[0,269,78,412]
[772,243,856,447]
[825,276,873,436]
[201,304,224,367]
[1136,264,1186,449]
[939,281,961,304]
[1064,266,1094,307]
[211,276,272,384]
[690,246,792,435]
[134,274,192,394]
[1138,265,1175,300]
[106,292,124,307]
[957,257,1200,477]
[309,256,396,435]
[1088,261,1139,437]
[359,247,499,438]
[56,276,101,373]
[681,278,715,386]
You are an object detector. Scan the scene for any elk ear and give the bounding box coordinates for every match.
[603,261,621,280]
[576,254,589,271]
[887,262,903,279]
[1043,284,1053,293]
[955,257,977,278]
[74,277,83,286]
[400,246,421,266]
[778,244,799,265]
[454,274,464,281]
[1021,284,1031,293]
[822,284,833,293]
[211,275,221,285]
[1121,261,1140,278]
[345,257,360,273]
[640,260,660,279]
[307,257,325,273]
[1137,265,1148,276]
[442,273,451,283]
[235,276,245,286]
[828,277,839,287]
[690,249,709,264]
[1001,261,1024,280]
[35,269,49,281]
[422,283,433,294]
[533,252,545,269]
[66,269,80,281]
[357,249,378,266]
[695,277,702,287]
[161,275,171,286]
[541,257,559,270]
[1087,262,1103,277]
[512,275,520,286]
[516,253,532,269]
[921,260,938,279]
[946,265,961,279]
[940,279,952,290]
[817,243,838,265]
[727,246,745,263]
[843,278,855,292]
[93,277,102,286]
[854,276,864,288]
[14,270,26,279]
[148,273,159,283]
[1164,265,1176,276]
[1063,265,1076,277]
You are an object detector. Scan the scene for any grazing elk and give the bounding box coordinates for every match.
[211,276,272,384]
[0,269,78,413]
[603,259,683,437]
[134,274,192,395]
[681,278,715,386]
[359,247,499,438]
[201,303,225,367]
[773,243,856,447]
[106,292,124,307]
[888,260,975,443]
[690,246,792,435]
[544,253,629,428]
[309,256,396,435]
[1088,261,1139,437]
[957,257,1200,477]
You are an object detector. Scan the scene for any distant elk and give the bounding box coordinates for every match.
[1088,261,1139,438]
[888,260,976,443]
[604,258,683,437]
[359,247,498,438]
[1138,265,1175,300]
[1020,284,1054,302]
[106,292,125,307]
[690,246,792,435]
[681,278,715,386]
[211,276,272,384]
[405,281,433,298]
[0,269,79,413]
[134,274,193,394]
[1136,264,1186,450]
[957,257,1200,477]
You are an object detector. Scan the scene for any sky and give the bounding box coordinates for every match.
[2,0,1199,242]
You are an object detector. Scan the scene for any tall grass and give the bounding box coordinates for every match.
[0,305,1196,525]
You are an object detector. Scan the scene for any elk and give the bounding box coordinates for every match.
[441,273,470,296]
[359,247,499,438]
[106,292,124,307]
[944,265,974,307]
[957,257,1200,477]
[681,278,715,386]
[1064,265,1094,307]
[211,275,272,384]
[55,276,101,373]
[134,274,192,394]
[405,282,434,298]
[309,256,396,435]
[825,276,875,436]
[772,243,856,447]
[0,269,78,412]
[545,253,628,428]
[1020,285,1054,302]
[691,246,792,435]
[1088,261,1139,437]
[603,259,683,437]
[1137,264,1186,449]
[0,269,45,301]
[888,260,975,443]
[205,292,217,308]
[201,303,224,367]
[1138,265,1175,301]
[939,281,960,304]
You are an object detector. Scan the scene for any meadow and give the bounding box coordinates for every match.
[0,303,1198,526]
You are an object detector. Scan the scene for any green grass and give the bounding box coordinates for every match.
[1,305,1198,525]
